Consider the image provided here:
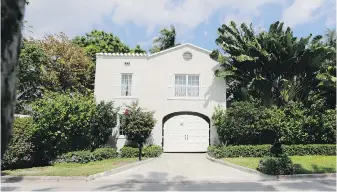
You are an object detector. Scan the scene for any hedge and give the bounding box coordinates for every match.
[1,117,36,170]
[55,147,118,164]
[120,145,163,158]
[213,101,336,145]
[207,144,336,158]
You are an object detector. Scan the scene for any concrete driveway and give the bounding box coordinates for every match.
[93,153,264,183]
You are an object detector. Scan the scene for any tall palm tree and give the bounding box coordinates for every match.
[150,25,180,53]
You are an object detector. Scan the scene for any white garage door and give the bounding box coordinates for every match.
[163,114,209,152]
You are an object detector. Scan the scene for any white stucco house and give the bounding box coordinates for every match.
[94,43,226,152]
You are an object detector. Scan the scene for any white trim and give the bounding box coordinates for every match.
[95,43,212,59]
[118,135,126,139]
[167,97,206,101]
[112,96,138,99]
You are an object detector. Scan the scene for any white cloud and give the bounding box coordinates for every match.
[203,31,208,37]
[281,0,334,28]
[24,0,281,39]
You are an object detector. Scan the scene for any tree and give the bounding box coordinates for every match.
[120,102,156,161]
[37,33,93,92]
[1,0,27,158]
[73,30,145,61]
[149,25,180,53]
[16,39,48,113]
[211,21,333,107]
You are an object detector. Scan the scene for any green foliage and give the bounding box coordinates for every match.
[212,21,335,107]
[207,144,336,159]
[207,145,271,158]
[120,146,140,158]
[120,102,156,144]
[16,40,49,113]
[150,25,180,53]
[213,101,336,145]
[120,145,163,158]
[89,101,118,149]
[213,102,275,145]
[55,148,118,164]
[31,92,117,163]
[284,144,336,156]
[143,145,163,158]
[257,154,294,175]
[73,30,145,61]
[2,118,36,170]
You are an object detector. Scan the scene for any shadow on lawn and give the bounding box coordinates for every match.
[294,164,336,174]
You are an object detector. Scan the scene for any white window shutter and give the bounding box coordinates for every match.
[133,73,139,97]
[168,73,174,97]
[112,73,120,97]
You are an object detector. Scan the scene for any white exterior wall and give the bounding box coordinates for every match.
[94,44,226,150]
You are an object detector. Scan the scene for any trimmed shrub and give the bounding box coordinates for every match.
[257,155,294,175]
[143,145,163,157]
[2,118,36,170]
[120,145,163,158]
[207,145,271,158]
[92,148,118,160]
[56,148,118,163]
[207,144,336,158]
[284,144,336,156]
[120,146,140,158]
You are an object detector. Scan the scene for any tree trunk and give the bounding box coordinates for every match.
[138,142,143,161]
[1,0,26,159]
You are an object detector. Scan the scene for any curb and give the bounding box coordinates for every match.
[206,154,337,180]
[205,154,273,179]
[276,173,336,180]
[86,158,156,181]
[1,176,87,183]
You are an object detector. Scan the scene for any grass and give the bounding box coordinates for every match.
[223,156,336,174]
[2,158,139,176]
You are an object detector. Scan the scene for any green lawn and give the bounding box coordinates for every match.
[2,158,139,176]
[223,156,336,174]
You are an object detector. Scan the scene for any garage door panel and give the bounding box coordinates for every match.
[163,114,209,152]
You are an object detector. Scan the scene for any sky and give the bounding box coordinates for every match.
[24,0,336,52]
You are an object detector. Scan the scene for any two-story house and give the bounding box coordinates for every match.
[94,43,226,152]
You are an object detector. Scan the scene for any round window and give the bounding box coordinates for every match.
[183,51,192,61]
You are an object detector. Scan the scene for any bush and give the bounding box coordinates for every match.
[257,155,294,175]
[56,147,118,163]
[92,148,118,160]
[213,102,269,145]
[143,145,163,157]
[120,145,163,158]
[207,145,271,158]
[213,101,336,145]
[120,146,140,158]
[207,144,336,158]
[31,92,117,164]
[2,118,36,170]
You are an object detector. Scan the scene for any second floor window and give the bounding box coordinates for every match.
[121,73,132,96]
[174,74,200,97]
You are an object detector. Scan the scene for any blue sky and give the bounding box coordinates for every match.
[24,0,336,52]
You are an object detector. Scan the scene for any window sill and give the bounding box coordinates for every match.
[118,135,126,139]
[112,96,138,99]
[167,97,205,101]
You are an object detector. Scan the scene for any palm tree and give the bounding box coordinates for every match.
[150,25,180,53]
[211,21,329,107]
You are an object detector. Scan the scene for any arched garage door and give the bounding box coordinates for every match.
[163,112,209,152]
